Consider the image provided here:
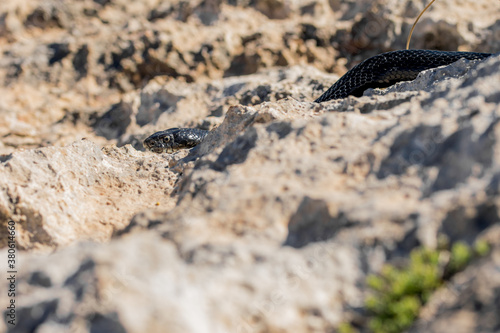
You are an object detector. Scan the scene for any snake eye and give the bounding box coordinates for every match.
[163,136,170,143]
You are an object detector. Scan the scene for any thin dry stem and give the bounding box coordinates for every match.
[407,0,436,49]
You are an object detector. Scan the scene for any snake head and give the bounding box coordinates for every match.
[143,128,182,154]
[143,127,209,154]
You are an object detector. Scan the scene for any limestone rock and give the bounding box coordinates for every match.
[0,141,181,251]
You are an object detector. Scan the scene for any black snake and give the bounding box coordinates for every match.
[143,49,492,153]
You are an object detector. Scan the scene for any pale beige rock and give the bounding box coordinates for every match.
[0,141,181,251]
[2,231,363,333]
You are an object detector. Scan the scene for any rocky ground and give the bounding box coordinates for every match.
[1,0,500,332]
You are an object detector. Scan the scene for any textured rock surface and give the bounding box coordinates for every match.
[1,0,500,332]
[0,140,182,250]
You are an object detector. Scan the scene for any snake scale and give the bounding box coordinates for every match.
[143,49,493,153]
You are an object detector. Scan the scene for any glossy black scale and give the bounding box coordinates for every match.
[314,50,492,103]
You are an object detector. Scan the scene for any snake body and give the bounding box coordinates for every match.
[314,49,491,102]
[144,49,493,153]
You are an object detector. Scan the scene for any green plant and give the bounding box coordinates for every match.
[364,240,490,333]
[338,322,358,333]
[447,241,472,275]
[474,239,491,257]
[365,248,441,333]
